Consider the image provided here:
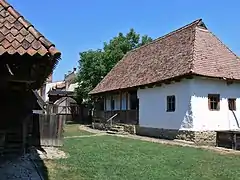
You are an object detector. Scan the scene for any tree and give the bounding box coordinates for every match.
[76,29,152,103]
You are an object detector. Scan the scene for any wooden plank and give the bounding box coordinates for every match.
[34,113,63,147]
[57,115,63,146]
[52,115,56,147]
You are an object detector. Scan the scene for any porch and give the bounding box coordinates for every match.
[93,110,139,125]
[92,90,139,125]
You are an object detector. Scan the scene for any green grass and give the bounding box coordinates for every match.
[45,135,240,180]
[63,124,93,137]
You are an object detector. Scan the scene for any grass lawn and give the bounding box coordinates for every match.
[45,133,240,180]
[63,124,93,137]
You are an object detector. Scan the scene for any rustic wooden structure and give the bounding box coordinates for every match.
[48,90,75,104]
[28,114,63,147]
[0,0,60,155]
[48,90,81,122]
[92,90,139,124]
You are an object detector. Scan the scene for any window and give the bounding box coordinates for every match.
[208,94,220,111]
[228,98,236,111]
[167,95,175,112]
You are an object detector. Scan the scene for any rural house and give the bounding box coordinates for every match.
[0,0,60,154]
[90,19,240,145]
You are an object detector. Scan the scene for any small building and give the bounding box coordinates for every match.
[46,69,82,122]
[90,19,240,145]
[0,0,60,154]
[39,67,77,102]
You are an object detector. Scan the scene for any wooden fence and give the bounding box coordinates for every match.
[31,114,64,147]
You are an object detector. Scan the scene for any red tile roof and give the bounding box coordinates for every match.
[0,0,60,57]
[90,19,240,94]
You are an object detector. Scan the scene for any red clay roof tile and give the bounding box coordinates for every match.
[90,19,240,94]
[0,0,60,57]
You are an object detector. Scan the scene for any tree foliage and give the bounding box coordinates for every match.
[76,29,152,103]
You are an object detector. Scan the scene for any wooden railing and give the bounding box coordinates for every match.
[92,110,139,125]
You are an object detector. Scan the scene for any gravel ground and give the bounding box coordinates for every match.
[0,154,41,180]
[0,146,67,180]
[30,146,68,160]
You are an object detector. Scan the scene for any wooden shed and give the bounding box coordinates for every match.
[0,0,60,154]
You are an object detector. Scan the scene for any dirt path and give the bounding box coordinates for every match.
[64,133,106,139]
[79,125,240,155]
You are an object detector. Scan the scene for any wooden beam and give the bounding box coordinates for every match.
[164,80,171,84]
[110,95,113,111]
[9,79,35,83]
[104,94,106,111]
[147,84,154,88]
[185,75,193,79]
[174,78,181,82]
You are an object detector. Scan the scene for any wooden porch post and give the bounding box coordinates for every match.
[126,92,128,110]
[104,95,106,111]
[110,95,113,116]
[126,92,129,123]
[120,91,122,110]
[119,91,122,123]
[104,94,107,119]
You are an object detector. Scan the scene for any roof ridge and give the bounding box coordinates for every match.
[191,25,198,73]
[0,0,60,56]
[126,19,204,55]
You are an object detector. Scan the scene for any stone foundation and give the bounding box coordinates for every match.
[92,122,217,145]
[136,126,217,145]
[91,122,106,130]
[121,124,136,134]
[176,131,195,141]
[194,131,216,146]
[135,126,180,140]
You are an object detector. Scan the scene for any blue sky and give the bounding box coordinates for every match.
[8,0,240,81]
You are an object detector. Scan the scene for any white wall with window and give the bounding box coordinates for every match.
[191,77,240,131]
[137,79,192,130]
[137,77,240,131]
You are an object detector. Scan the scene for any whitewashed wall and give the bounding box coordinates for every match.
[137,77,240,131]
[191,77,240,131]
[41,81,64,102]
[137,79,192,130]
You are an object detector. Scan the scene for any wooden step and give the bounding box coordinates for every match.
[107,129,129,135]
[107,130,117,134]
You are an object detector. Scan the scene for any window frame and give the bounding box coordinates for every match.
[208,94,220,111]
[228,98,236,111]
[166,95,176,112]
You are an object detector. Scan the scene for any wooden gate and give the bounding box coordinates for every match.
[31,114,64,147]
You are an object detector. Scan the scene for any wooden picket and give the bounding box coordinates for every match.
[32,114,64,147]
